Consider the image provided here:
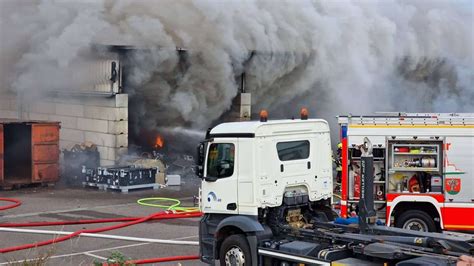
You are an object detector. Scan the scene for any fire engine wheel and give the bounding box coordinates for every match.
[220,234,252,266]
[396,210,436,232]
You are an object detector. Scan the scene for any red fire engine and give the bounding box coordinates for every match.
[337,113,474,232]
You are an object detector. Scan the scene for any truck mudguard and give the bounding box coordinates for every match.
[200,214,267,264]
[216,215,264,233]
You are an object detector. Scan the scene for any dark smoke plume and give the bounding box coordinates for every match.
[0,0,472,135]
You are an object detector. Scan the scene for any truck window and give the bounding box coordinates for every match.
[207,143,235,178]
[276,140,310,161]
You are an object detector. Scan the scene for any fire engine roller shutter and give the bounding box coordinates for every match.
[0,124,3,183]
[31,123,60,182]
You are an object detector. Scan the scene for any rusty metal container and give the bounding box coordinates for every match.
[0,120,60,188]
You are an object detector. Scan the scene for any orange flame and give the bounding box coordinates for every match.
[155,135,164,149]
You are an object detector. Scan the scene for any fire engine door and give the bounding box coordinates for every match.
[442,137,474,229]
[443,137,473,203]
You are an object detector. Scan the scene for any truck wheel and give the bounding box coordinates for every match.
[395,210,436,232]
[219,234,252,266]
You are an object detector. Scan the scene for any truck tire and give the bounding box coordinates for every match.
[219,234,252,266]
[395,210,436,232]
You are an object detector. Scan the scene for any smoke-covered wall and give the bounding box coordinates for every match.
[1,0,472,135]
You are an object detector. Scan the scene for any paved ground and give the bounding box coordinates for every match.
[0,176,206,265]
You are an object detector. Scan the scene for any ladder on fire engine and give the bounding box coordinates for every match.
[337,113,474,126]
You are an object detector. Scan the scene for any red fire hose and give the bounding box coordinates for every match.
[0,198,21,211]
[0,198,202,264]
[0,213,202,228]
[101,255,200,265]
[0,217,140,227]
[127,255,200,264]
[0,211,201,253]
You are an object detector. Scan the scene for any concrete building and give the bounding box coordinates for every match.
[0,51,127,166]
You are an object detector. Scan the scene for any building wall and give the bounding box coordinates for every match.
[0,93,19,119]
[0,92,128,166]
[219,92,252,122]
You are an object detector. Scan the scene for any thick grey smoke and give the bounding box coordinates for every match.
[1,0,472,132]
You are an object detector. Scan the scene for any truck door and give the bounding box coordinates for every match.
[442,137,474,230]
[201,139,239,214]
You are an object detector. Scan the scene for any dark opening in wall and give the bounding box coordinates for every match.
[4,124,32,183]
[109,47,203,159]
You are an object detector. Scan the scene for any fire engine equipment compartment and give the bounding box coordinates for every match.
[0,120,60,188]
[387,140,443,194]
[344,138,444,219]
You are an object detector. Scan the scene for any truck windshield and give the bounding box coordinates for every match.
[207,143,235,178]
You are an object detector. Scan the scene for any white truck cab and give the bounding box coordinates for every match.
[197,117,334,264]
[199,119,333,215]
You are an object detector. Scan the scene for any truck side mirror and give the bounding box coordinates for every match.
[195,165,204,179]
[196,142,206,178]
[196,142,205,165]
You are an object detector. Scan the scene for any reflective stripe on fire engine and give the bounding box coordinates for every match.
[443,203,474,208]
[441,204,474,230]
[258,249,330,265]
[444,225,474,230]
[386,193,444,203]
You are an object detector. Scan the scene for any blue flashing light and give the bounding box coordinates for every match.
[341,125,348,138]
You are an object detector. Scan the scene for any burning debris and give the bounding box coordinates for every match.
[151,134,197,180]
[128,129,201,180]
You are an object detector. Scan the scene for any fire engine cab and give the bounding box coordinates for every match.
[337,113,474,232]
